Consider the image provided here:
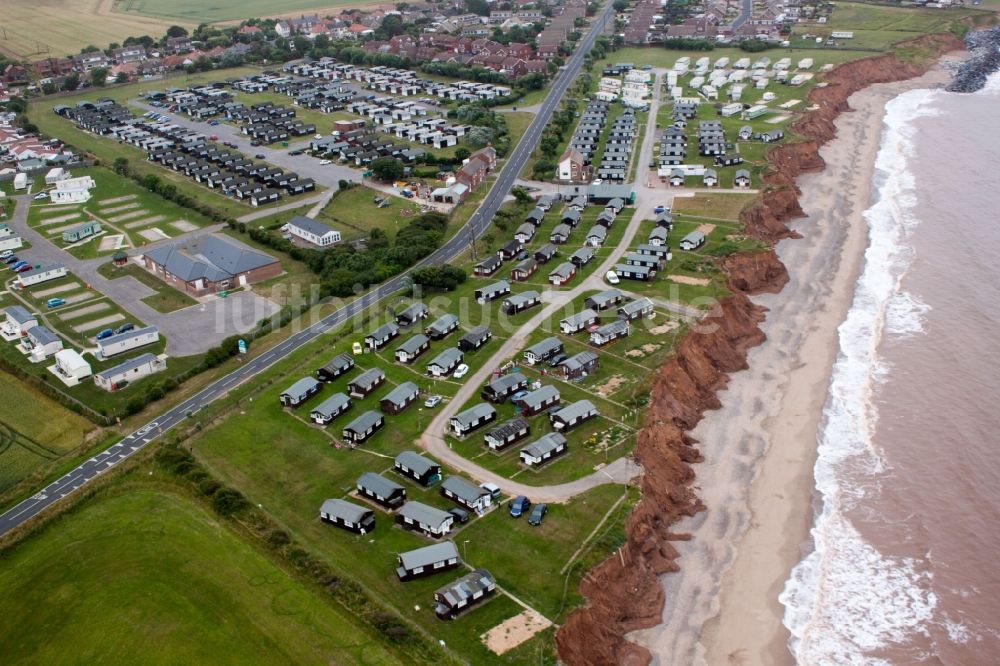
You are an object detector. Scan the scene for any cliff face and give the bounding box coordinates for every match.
[555,34,963,666]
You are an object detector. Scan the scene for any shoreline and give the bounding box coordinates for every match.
[631,55,964,666]
[554,32,967,666]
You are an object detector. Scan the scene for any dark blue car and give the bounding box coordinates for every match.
[509,495,531,518]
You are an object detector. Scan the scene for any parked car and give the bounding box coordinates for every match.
[250,140,261,147]
[453,363,470,379]
[95,328,115,341]
[447,507,470,524]
[114,323,135,335]
[10,261,28,271]
[509,495,531,518]
[480,482,501,501]
[528,503,548,526]
[46,298,65,308]
[424,395,443,408]
[511,389,529,401]
[33,191,49,200]
[208,120,220,126]
[208,134,218,141]
[14,264,32,273]
[319,159,332,165]
[0,250,12,259]
[605,270,620,285]
[254,153,265,159]
[3,256,18,265]
[288,149,303,156]
[547,353,568,368]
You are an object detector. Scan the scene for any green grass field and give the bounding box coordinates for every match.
[316,185,423,242]
[0,487,402,665]
[96,261,199,313]
[115,0,378,22]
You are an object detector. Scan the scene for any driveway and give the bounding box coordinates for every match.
[6,194,279,356]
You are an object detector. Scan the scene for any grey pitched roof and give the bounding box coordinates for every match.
[426,313,458,334]
[19,264,65,280]
[522,432,567,457]
[550,223,571,238]
[435,569,494,606]
[99,325,157,348]
[322,352,354,372]
[525,336,562,358]
[620,297,653,316]
[460,326,491,344]
[550,262,575,278]
[357,470,402,495]
[587,225,607,239]
[505,290,539,307]
[518,385,560,410]
[320,498,370,523]
[441,475,488,503]
[595,319,629,337]
[588,289,622,306]
[479,280,509,296]
[143,235,276,283]
[397,302,429,320]
[381,381,418,406]
[554,399,597,421]
[561,350,599,372]
[94,352,157,380]
[351,367,385,389]
[535,243,557,257]
[397,334,429,355]
[283,376,321,398]
[398,540,458,569]
[487,373,527,393]
[649,227,669,240]
[395,450,439,476]
[5,306,34,324]
[428,347,463,369]
[562,309,597,328]
[516,222,535,237]
[288,214,337,237]
[452,403,495,427]
[28,325,59,346]
[570,248,595,263]
[367,322,399,340]
[312,392,350,417]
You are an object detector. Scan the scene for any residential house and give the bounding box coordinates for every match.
[343,410,386,445]
[356,471,405,508]
[320,498,375,534]
[520,433,568,466]
[394,451,442,487]
[557,147,588,182]
[449,403,496,437]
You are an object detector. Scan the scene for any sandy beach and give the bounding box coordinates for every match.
[627,57,963,665]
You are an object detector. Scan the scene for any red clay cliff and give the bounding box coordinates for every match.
[555,33,964,666]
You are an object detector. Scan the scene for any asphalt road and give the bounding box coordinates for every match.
[0,3,617,537]
[731,0,753,30]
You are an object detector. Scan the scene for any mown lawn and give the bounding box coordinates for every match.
[316,184,422,242]
[0,487,402,666]
[96,261,198,313]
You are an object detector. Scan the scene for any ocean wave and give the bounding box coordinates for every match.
[779,87,943,663]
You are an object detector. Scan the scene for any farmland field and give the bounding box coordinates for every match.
[0,487,402,665]
[114,0,385,23]
[0,0,191,62]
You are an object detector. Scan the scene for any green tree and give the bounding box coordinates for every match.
[90,67,108,87]
[41,82,57,95]
[115,71,129,83]
[166,25,189,38]
[370,157,404,182]
[62,73,80,91]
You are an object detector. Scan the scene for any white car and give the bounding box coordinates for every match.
[314,134,323,139]
[33,191,49,200]
[424,395,443,408]
[319,159,332,165]
[605,270,620,285]
[453,364,470,379]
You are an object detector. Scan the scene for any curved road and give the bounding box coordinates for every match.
[0,3,618,537]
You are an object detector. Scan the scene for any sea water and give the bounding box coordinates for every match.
[780,72,1000,663]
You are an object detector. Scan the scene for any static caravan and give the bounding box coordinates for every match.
[520,433,568,467]
[311,392,352,425]
[449,403,496,437]
[95,325,157,359]
[550,399,599,432]
[523,337,563,365]
[317,352,355,382]
[394,451,442,487]
[560,309,598,335]
[484,416,530,451]
[348,368,386,398]
[396,507,455,543]
[356,471,405,508]
[93,353,165,391]
[320,498,375,534]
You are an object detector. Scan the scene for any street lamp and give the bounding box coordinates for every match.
[462,539,470,561]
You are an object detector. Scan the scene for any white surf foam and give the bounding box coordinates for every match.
[779,87,943,664]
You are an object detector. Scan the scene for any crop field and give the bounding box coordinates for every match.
[0,487,402,665]
[0,0,190,61]
[0,373,94,494]
[114,0,382,23]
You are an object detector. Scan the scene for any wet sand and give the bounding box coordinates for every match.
[628,60,960,665]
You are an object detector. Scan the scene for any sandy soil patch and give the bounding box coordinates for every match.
[481,610,552,655]
[669,274,711,287]
[695,223,716,235]
[72,313,124,333]
[34,282,81,297]
[108,209,147,223]
[98,234,127,252]
[39,213,82,226]
[170,220,197,232]
[99,202,140,214]
[650,321,680,335]
[60,292,97,306]
[125,215,166,229]
[58,302,109,320]
[139,228,169,242]
[595,375,626,397]
[626,349,644,358]
[98,195,137,205]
